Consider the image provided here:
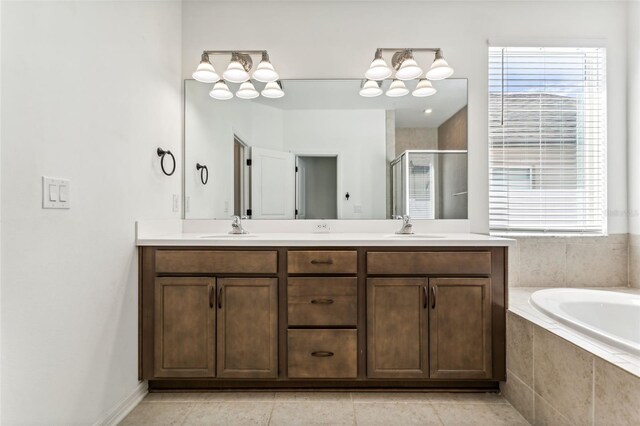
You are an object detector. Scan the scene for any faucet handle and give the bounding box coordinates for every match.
[402,215,411,224]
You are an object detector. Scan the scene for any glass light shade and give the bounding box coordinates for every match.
[192,61,219,83]
[223,60,250,83]
[395,58,423,81]
[261,81,285,98]
[253,60,279,83]
[426,58,454,80]
[386,79,409,97]
[365,58,392,81]
[412,79,437,97]
[236,81,260,99]
[359,80,383,97]
[209,81,233,100]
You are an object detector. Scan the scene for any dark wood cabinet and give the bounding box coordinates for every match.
[154,277,216,378]
[429,278,492,379]
[217,278,278,378]
[366,278,429,379]
[140,246,507,390]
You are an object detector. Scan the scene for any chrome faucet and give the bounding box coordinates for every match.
[395,215,414,235]
[230,215,249,235]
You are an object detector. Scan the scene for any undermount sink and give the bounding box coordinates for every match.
[384,234,446,238]
[199,234,258,239]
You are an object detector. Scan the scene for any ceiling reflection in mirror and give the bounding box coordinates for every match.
[184,79,468,220]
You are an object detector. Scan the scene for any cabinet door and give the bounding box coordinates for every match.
[367,278,428,378]
[217,278,278,378]
[154,277,216,378]
[429,278,492,379]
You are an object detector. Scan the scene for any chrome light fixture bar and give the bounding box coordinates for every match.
[361,48,454,97]
[192,50,284,100]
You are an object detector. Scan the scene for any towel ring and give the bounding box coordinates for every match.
[157,148,176,176]
[196,163,209,185]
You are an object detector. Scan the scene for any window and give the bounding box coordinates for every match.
[488,47,607,235]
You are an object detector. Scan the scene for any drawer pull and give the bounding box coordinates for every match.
[311,351,334,357]
[310,259,334,265]
[310,299,334,305]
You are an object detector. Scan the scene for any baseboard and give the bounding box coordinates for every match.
[93,381,148,426]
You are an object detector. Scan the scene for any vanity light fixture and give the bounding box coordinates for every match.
[209,80,234,100]
[192,53,219,83]
[386,79,409,97]
[236,81,260,99]
[394,50,423,80]
[425,50,454,80]
[253,52,279,83]
[192,49,284,99]
[365,49,393,81]
[413,79,437,97]
[261,81,285,98]
[359,79,383,97]
[360,48,454,97]
[223,53,252,83]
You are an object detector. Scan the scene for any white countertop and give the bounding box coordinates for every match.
[135,219,515,247]
[136,231,514,247]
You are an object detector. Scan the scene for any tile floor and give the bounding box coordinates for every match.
[121,391,530,425]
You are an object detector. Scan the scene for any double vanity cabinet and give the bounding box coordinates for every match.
[139,240,508,391]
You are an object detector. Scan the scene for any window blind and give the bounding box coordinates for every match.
[488,47,607,235]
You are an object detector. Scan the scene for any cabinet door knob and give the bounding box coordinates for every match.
[311,299,334,305]
[311,351,334,357]
[217,286,223,309]
[209,286,214,309]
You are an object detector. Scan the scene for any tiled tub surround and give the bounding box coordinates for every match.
[508,235,629,287]
[502,288,640,425]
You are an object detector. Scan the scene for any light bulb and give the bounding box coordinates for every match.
[192,53,219,83]
[386,79,409,97]
[253,53,279,83]
[426,51,454,80]
[236,81,259,99]
[261,81,285,98]
[412,79,437,97]
[396,58,423,81]
[359,80,383,97]
[209,81,233,100]
[223,58,250,83]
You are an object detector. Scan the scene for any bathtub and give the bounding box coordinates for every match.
[530,288,640,356]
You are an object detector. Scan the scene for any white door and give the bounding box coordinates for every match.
[250,147,295,219]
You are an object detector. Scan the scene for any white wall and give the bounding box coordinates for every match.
[283,109,387,219]
[182,0,628,234]
[1,1,182,424]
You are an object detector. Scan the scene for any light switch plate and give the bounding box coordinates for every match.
[42,176,70,209]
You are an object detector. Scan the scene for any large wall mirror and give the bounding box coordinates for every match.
[184,79,468,220]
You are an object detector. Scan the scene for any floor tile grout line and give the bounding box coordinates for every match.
[178,402,197,426]
[266,401,275,426]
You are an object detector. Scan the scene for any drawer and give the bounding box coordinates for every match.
[155,250,278,274]
[288,278,357,326]
[288,330,357,379]
[288,250,357,274]
[367,251,491,275]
